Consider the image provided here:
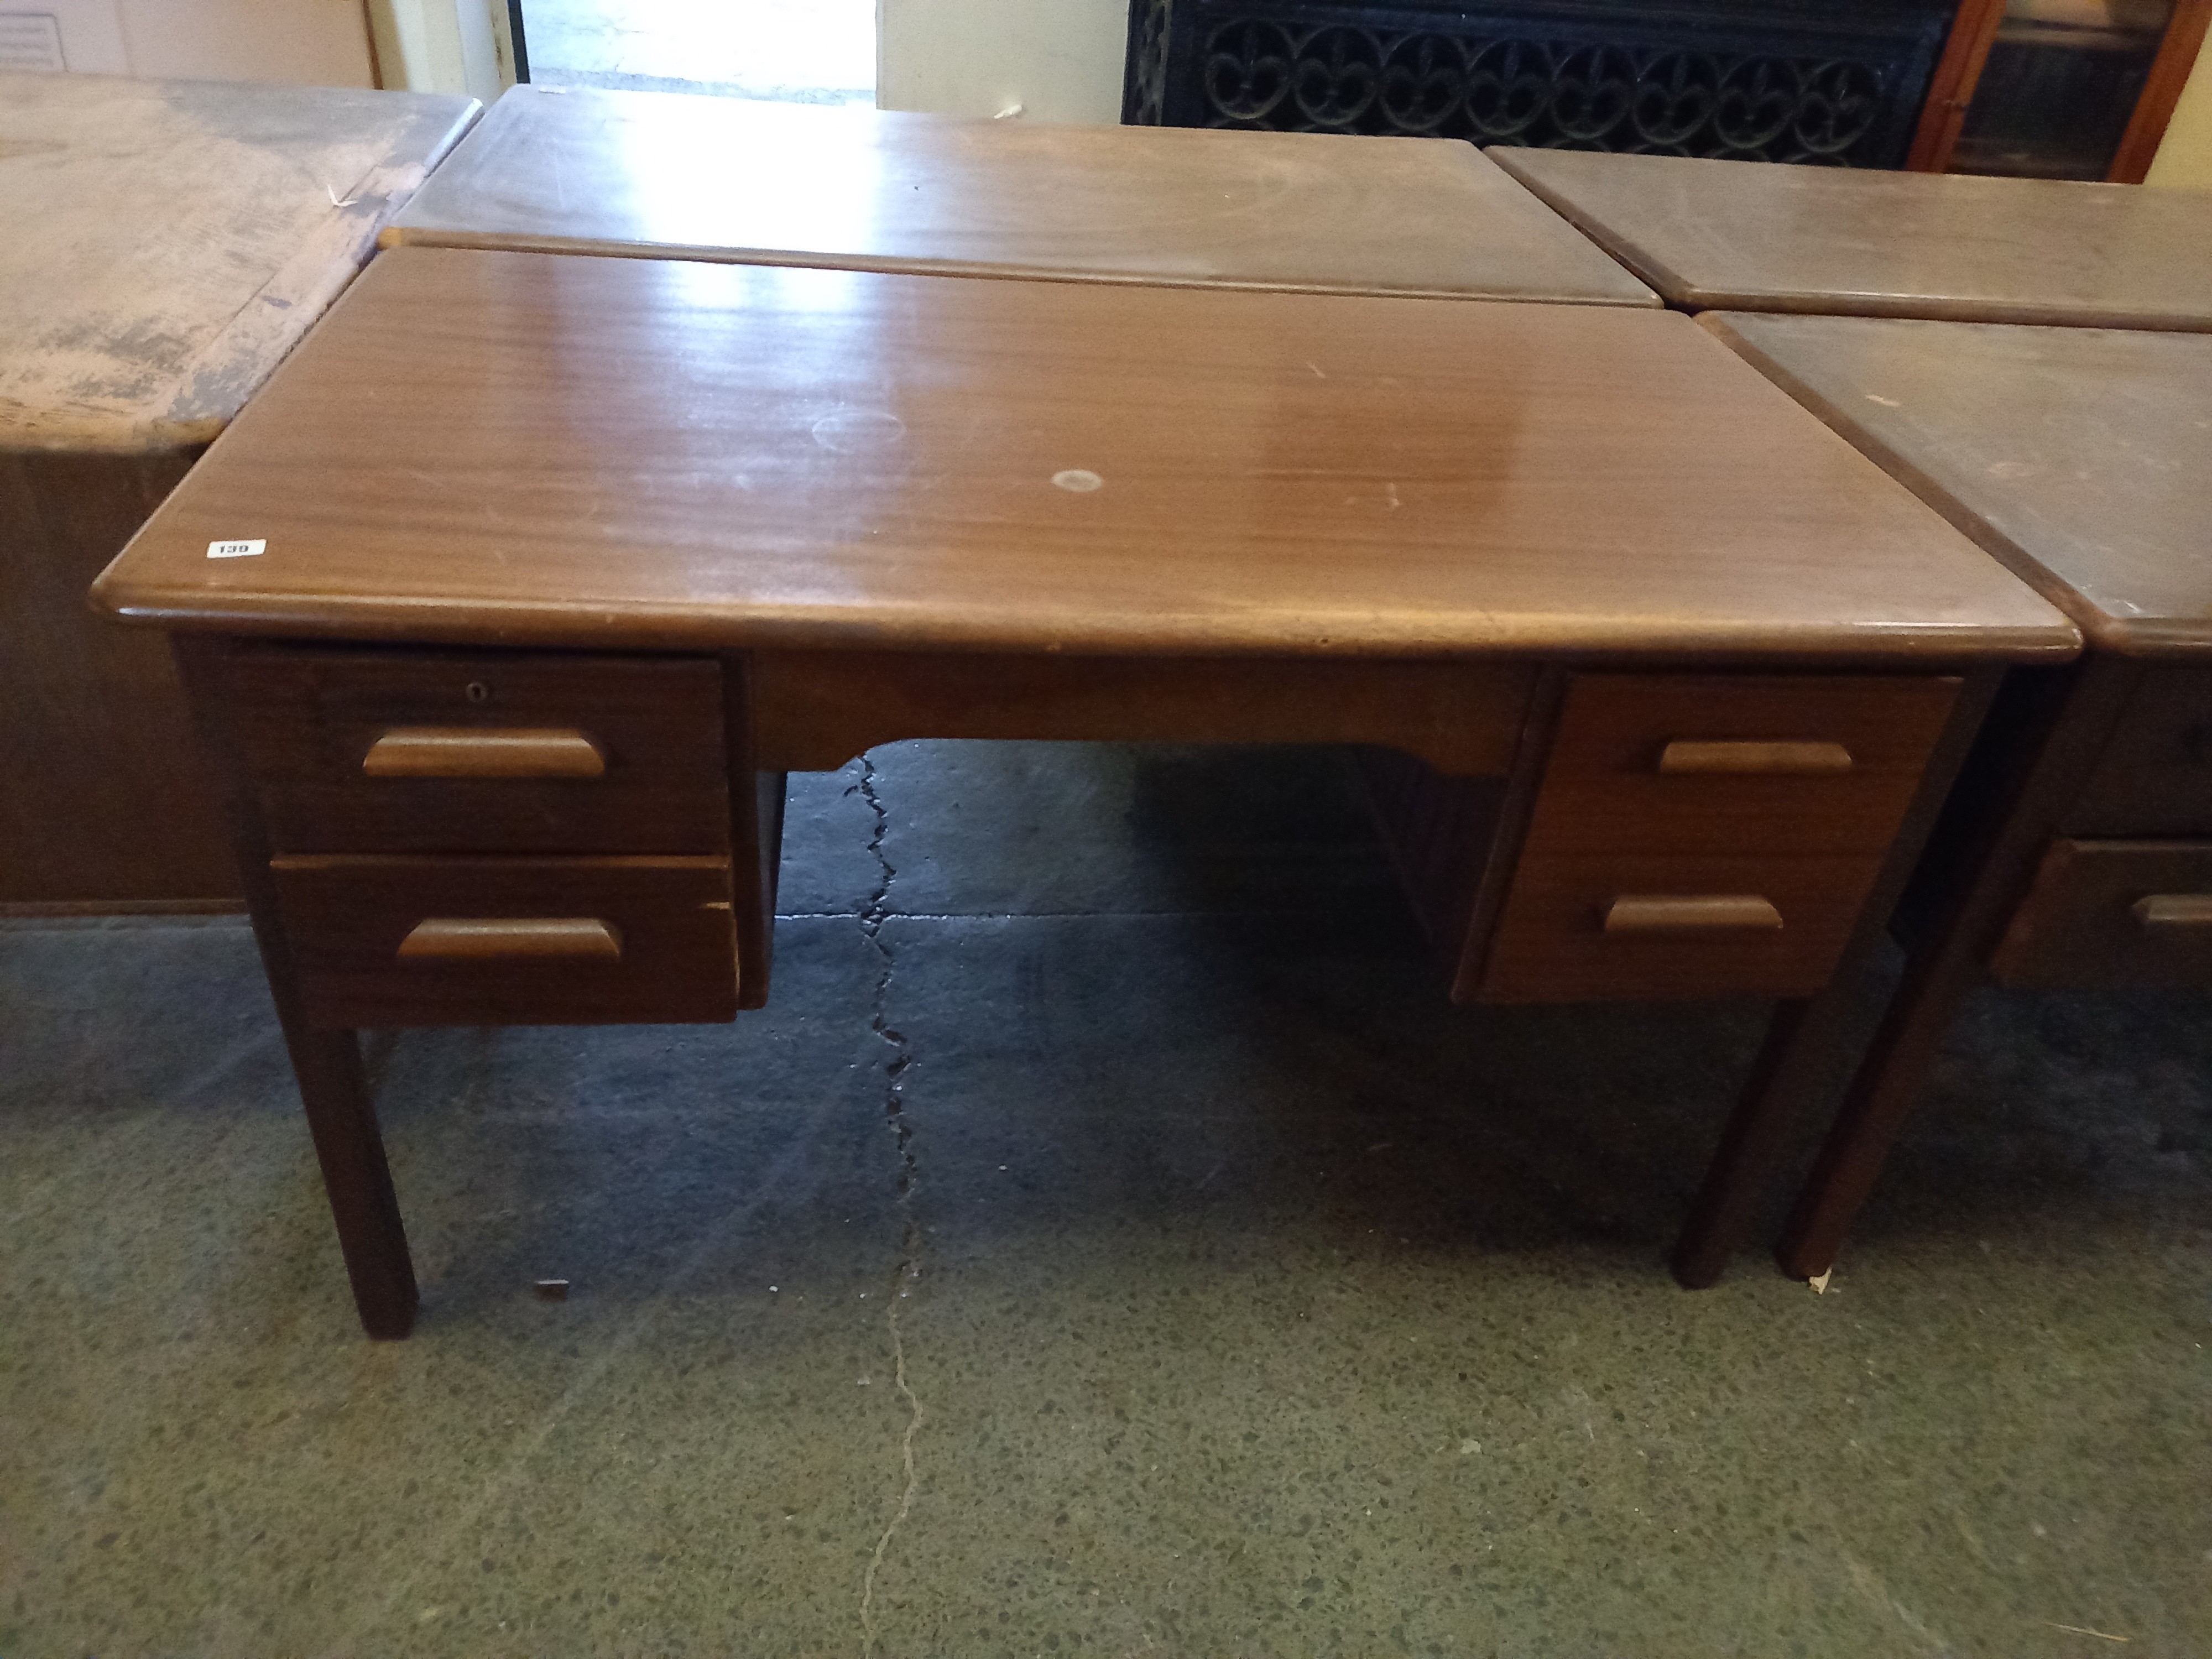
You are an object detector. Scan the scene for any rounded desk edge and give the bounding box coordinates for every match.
[87,577,2083,667]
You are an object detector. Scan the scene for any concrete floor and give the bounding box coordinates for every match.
[2,742,2208,1656]
[521,0,873,105]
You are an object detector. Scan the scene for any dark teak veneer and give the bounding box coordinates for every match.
[95,249,2075,1335]
[1705,313,2212,1279]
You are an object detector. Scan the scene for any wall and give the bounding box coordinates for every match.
[365,0,509,101]
[0,0,373,84]
[121,0,373,85]
[2146,30,2212,186]
[878,0,1127,123]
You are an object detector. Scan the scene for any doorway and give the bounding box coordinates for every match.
[514,0,875,104]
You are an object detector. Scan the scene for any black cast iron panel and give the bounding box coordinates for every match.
[1123,0,1954,168]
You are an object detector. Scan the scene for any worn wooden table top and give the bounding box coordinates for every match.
[0,72,478,453]
[1491,148,2212,332]
[1707,313,2212,660]
[95,247,2073,664]
[382,85,1656,306]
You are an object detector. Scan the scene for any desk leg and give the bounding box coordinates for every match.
[280,1022,418,1339]
[173,634,420,1339]
[1776,660,2137,1282]
[1672,992,1842,1288]
[1668,666,2007,1288]
[1775,942,1979,1282]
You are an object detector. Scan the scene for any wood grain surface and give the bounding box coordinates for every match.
[0,72,477,451]
[226,646,731,855]
[1,447,240,905]
[1479,849,1884,1003]
[1515,674,1961,857]
[1704,312,2212,659]
[1491,147,2212,331]
[2069,666,2212,834]
[383,86,1656,306]
[271,853,740,1027]
[744,652,1533,775]
[1987,837,2212,988]
[94,247,2074,665]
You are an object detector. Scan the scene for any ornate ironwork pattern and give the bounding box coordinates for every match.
[1126,3,1949,169]
[1127,0,1174,127]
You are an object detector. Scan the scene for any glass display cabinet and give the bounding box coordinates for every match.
[1911,0,2210,178]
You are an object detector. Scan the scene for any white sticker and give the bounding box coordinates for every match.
[206,539,265,559]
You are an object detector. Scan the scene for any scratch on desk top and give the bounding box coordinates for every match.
[0,72,476,455]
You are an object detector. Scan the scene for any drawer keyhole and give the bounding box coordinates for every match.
[465,681,492,705]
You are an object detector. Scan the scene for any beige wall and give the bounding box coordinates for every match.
[122,0,374,86]
[2146,32,2212,187]
[878,0,1127,123]
[366,0,509,102]
[5,0,378,84]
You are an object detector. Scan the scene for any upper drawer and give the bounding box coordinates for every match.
[227,646,731,855]
[1520,674,1960,857]
[2068,667,2212,838]
[1989,838,2212,990]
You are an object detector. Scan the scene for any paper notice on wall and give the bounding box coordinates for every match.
[0,14,65,70]
[0,1,128,74]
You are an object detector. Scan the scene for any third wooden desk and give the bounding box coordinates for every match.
[1490,147,2212,331]
[1707,312,2212,1279]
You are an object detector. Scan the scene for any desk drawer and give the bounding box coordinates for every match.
[1520,675,1959,857]
[1990,839,2212,989]
[2069,669,2212,837]
[1481,852,1882,1003]
[228,647,730,855]
[273,854,739,1026]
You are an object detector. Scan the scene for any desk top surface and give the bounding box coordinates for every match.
[383,86,1656,306]
[0,72,478,452]
[1490,148,2212,332]
[96,247,2073,665]
[1706,312,2212,660]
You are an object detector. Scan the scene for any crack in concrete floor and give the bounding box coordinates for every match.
[852,754,926,1656]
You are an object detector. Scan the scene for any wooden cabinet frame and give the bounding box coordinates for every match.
[1910,0,2211,180]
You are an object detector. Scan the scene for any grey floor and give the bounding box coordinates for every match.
[3,743,2207,1657]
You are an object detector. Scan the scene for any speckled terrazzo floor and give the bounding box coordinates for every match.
[3,743,2208,1657]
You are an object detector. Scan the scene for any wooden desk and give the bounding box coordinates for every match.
[1490,148,2212,331]
[1703,312,2212,1278]
[1,72,477,909]
[382,85,1657,305]
[93,248,2073,1335]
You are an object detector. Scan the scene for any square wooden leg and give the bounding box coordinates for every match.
[283,1025,418,1338]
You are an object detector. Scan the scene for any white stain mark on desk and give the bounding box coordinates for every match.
[813,410,906,453]
[1052,468,1103,493]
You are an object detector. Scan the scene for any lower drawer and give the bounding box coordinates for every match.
[273,855,739,1027]
[1480,852,1882,1003]
[1989,839,2212,989]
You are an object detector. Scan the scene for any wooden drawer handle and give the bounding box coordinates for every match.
[397,918,623,960]
[1658,740,1852,775]
[1604,895,1785,933]
[2132,895,2212,928]
[363,727,606,779]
